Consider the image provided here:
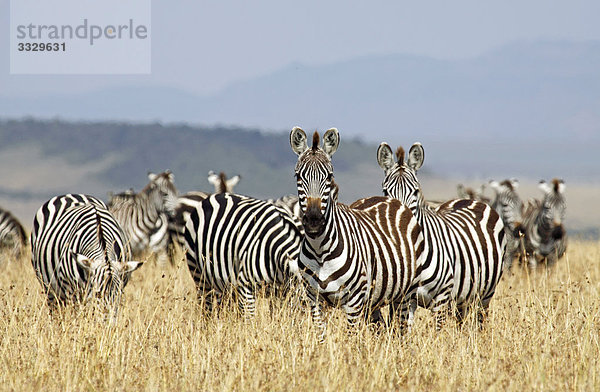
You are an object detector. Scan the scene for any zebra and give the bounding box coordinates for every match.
[267,195,303,231]
[108,171,177,261]
[31,194,142,315]
[166,171,241,254]
[183,192,303,316]
[457,183,491,204]
[520,179,567,269]
[377,142,505,328]
[489,179,525,271]
[0,206,27,258]
[290,127,424,338]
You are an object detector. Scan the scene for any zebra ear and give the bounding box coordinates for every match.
[538,180,551,194]
[121,261,143,274]
[322,128,340,157]
[290,127,308,156]
[488,180,500,192]
[226,175,241,191]
[407,143,424,170]
[148,172,157,181]
[510,178,520,190]
[377,143,395,172]
[72,252,98,271]
[207,171,219,186]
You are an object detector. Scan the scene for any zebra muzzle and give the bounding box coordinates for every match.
[303,199,326,235]
[552,224,565,240]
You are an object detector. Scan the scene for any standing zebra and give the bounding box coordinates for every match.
[166,171,241,253]
[184,192,303,316]
[31,194,142,315]
[489,179,525,271]
[521,179,567,269]
[108,171,177,261]
[0,206,27,258]
[377,142,505,327]
[290,127,423,338]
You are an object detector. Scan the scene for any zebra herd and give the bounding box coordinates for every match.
[0,127,568,339]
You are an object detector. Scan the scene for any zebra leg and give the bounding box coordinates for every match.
[307,291,327,342]
[237,284,257,318]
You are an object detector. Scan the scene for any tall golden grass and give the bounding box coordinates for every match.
[0,240,598,391]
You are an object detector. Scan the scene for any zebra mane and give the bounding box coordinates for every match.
[500,179,514,190]
[93,206,109,263]
[219,172,227,192]
[312,131,320,151]
[552,178,562,192]
[395,146,405,164]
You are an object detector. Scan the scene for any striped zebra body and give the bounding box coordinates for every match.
[108,171,177,258]
[31,194,142,313]
[0,206,27,257]
[166,171,240,252]
[290,127,423,337]
[521,179,567,268]
[377,142,505,327]
[490,179,525,271]
[184,193,303,316]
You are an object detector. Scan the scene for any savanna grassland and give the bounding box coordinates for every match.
[1,241,599,391]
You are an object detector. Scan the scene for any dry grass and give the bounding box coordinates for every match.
[1,241,599,391]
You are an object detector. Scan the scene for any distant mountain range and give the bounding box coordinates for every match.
[2,41,599,143]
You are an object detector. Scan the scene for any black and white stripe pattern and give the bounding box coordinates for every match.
[0,206,27,257]
[184,193,303,316]
[166,171,241,252]
[31,194,142,314]
[291,127,423,338]
[489,179,525,271]
[377,142,505,327]
[108,171,177,258]
[521,179,567,268]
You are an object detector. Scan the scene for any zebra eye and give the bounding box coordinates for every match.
[327,173,333,181]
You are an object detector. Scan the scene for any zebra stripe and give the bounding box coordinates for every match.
[377,142,505,327]
[31,194,142,313]
[184,193,303,316]
[166,171,240,252]
[489,179,525,271]
[0,206,27,257]
[290,127,424,338]
[108,171,177,257]
[521,179,567,268]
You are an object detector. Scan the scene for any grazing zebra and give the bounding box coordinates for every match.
[108,171,177,260]
[0,206,27,257]
[377,142,505,327]
[290,127,424,338]
[183,192,303,316]
[31,194,142,314]
[521,179,567,269]
[166,171,241,253]
[489,179,525,271]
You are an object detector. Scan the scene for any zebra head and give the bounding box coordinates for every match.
[290,127,339,237]
[489,179,524,234]
[377,142,424,212]
[70,240,142,313]
[207,171,241,193]
[538,178,566,241]
[147,170,178,211]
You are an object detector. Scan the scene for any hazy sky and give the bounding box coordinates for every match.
[2,0,600,98]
